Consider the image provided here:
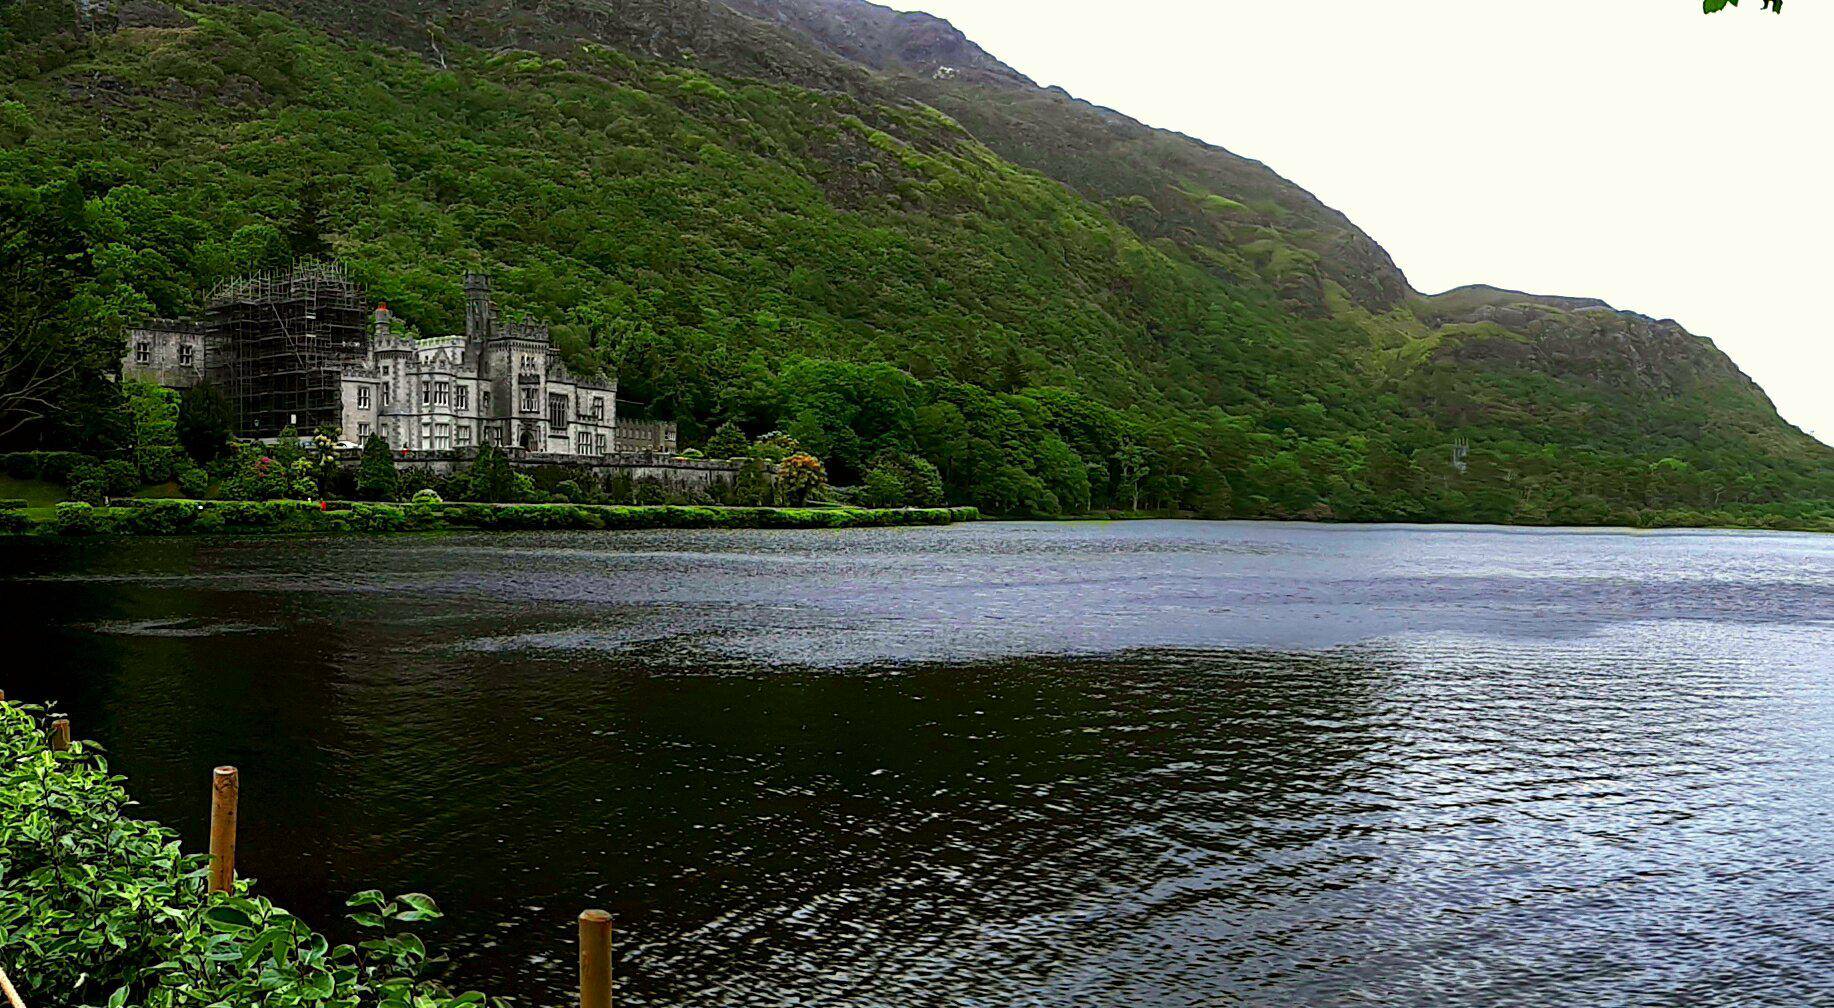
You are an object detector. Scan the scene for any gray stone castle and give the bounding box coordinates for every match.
[122,264,677,458]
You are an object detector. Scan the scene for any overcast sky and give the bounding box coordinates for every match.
[880,0,1831,444]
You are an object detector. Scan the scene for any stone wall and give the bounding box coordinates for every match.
[383,447,746,492]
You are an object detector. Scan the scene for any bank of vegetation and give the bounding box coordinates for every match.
[0,700,502,1008]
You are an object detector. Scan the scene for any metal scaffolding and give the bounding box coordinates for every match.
[204,261,368,439]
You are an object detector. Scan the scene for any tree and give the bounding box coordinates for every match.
[457,444,517,502]
[703,421,748,459]
[177,383,236,463]
[776,453,827,505]
[355,434,399,501]
[1114,440,1150,512]
[0,181,138,448]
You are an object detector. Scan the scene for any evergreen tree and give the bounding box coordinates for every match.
[460,444,517,503]
[355,434,399,501]
[704,421,748,459]
[176,383,235,463]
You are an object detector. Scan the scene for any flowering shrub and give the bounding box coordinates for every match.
[776,453,827,505]
[0,702,503,1008]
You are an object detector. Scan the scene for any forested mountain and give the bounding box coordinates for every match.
[3,0,1831,527]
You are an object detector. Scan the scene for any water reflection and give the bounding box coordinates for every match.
[4,522,1831,1006]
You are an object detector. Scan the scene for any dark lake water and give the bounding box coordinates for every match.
[4,520,1832,1006]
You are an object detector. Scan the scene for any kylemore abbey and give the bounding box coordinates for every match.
[120,261,679,460]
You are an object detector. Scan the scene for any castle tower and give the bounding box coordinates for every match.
[464,272,493,359]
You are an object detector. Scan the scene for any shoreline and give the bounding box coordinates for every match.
[2,500,981,538]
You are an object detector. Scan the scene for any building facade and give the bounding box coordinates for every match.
[122,266,676,457]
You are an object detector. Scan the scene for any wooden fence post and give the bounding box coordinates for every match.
[0,963,28,1008]
[48,719,70,753]
[208,767,239,894]
[578,909,613,1008]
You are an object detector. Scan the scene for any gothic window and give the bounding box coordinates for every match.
[591,396,605,420]
[178,343,194,366]
[434,423,451,451]
[455,424,472,447]
[357,386,371,409]
[520,387,537,413]
[422,385,431,405]
[435,381,451,406]
[134,342,151,365]
[596,433,608,455]
[455,386,470,411]
[548,394,568,429]
[482,389,492,413]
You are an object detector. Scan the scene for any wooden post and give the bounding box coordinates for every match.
[0,964,28,1008]
[48,719,70,752]
[578,909,612,1008]
[208,767,239,894]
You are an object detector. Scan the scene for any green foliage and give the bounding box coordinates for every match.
[176,466,209,498]
[1705,0,1782,12]
[217,442,317,501]
[0,702,503,1008]
[776,452,827,505]
[860,450,944,508]
[176,384,235,463]
[703,421,749,459]
[355,434,400,500]
[30,498,979,537]
[454,445,518,503]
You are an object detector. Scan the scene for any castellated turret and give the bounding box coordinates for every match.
[464,272,493,350]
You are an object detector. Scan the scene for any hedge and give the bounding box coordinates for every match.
[0,700,495,1008]
[6,500,980,537]
[0,451,99,483]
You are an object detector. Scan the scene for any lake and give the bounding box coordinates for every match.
[4,520,1831,1006]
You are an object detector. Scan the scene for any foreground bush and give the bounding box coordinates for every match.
[0,702,501,1008]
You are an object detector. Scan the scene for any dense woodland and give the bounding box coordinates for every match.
[2,0,1832,528]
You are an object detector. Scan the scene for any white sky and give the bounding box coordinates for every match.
[880,0,1832,443]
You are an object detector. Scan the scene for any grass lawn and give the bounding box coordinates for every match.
[0,475,66,507]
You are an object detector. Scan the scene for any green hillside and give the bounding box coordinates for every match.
[2,0,1830,527]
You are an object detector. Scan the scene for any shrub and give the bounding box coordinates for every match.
[0,512,30,534]
[176,467,209,499]
[0,499,26,511]
[777,453,828,505]
[703,421,749,459]
[411,488,443,505]
[101,459,140,495]
[52,501,102,535]
[0,451,95,483]
[122,500,200,535]
[0,704,497,1008]
[69,478,106,505]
